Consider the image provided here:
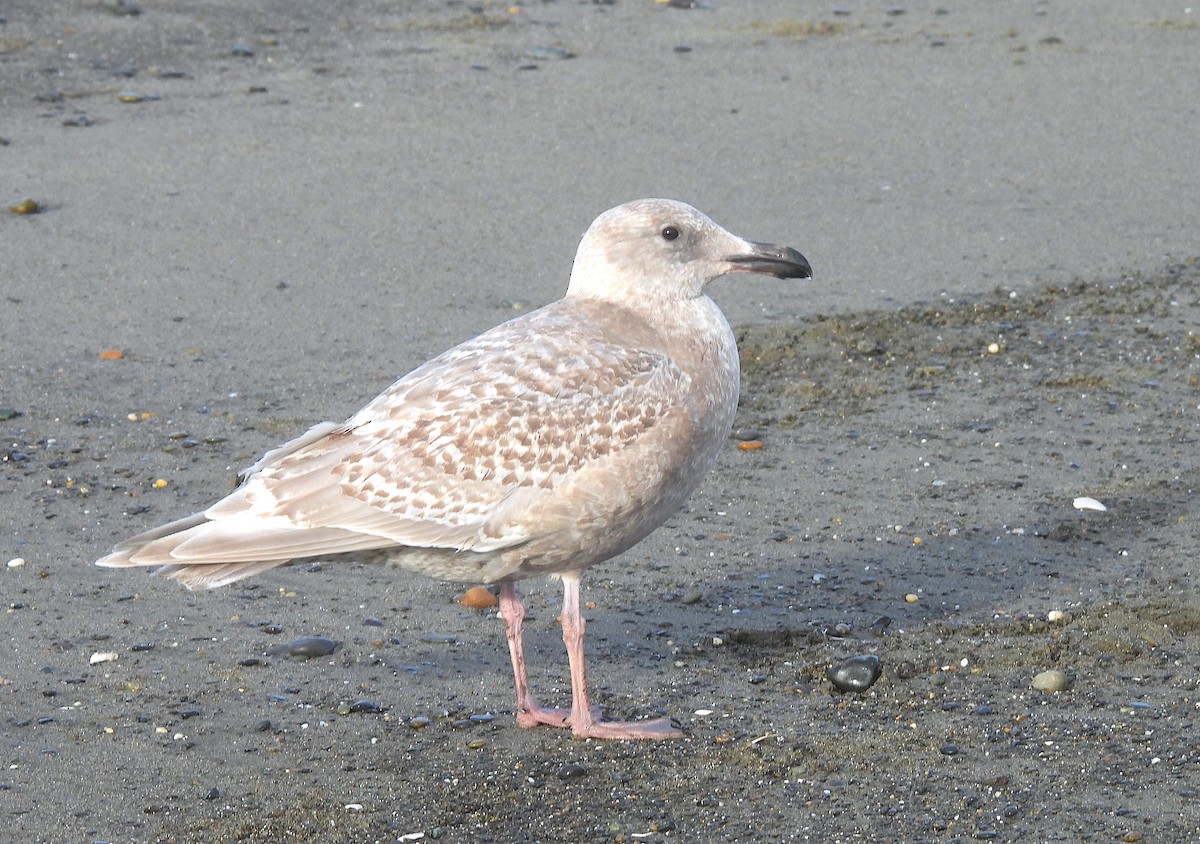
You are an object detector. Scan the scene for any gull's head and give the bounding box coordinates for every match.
[566,198,811,305]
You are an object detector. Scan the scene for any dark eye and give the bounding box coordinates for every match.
[661,226,680,241]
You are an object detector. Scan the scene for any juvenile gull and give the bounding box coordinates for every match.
[96,199,811,740]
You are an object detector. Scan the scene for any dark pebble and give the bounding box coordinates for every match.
[238,657,263,666]
[363,616,384,627]
[940,743,959,756]
[203,787,220,800]
[231,45,254,57]
[261,623,283,635]
[420,633,457,644]
[178,708,201,719]
[869,615,893,636]
[285,635,338,658]
[349,699,386,714]
[827,654,882,693]
[129,643,154,652]
[253,719,273,732]
[556,762,588,780]
[469,713,496,723]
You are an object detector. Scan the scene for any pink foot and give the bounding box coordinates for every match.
[516,703,603,730]
[571,715,683,741]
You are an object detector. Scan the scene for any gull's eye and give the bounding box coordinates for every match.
[661,226,680,241]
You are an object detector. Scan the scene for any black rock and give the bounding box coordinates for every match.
[827,654,882,693]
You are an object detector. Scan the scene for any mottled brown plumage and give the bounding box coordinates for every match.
[97,199,811,739]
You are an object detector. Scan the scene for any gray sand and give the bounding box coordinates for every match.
[3,1,1198,841]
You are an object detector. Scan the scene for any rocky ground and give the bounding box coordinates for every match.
[5,265,1199,842]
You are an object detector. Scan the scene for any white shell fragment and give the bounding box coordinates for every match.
[6,557,25,568]
[90,651,119,665]
[1072,496,1107,512]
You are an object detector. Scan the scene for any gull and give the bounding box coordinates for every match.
[96,198,811,739]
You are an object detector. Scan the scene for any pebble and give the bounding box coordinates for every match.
[419,633,457,644]
[204,787,220,800]
[408,716,432,729]
[459,586,497,609]
[90,651,119,665]
[253,719,273,732]
[680,589,703,605]
[8,198,40,215]
[556,762,588,780]
[827,654,882,693]
[283,635,338,659]
[7,558,25,568]
[363,616,384,627]
[1031,669,1073,692]
[525,46,575,61]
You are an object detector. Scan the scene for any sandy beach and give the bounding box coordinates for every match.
[3,1,1198,841]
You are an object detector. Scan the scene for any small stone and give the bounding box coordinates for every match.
[253,719,273,732]
[90,651,119,665]
[284,635,338,659]
[348,699,385,714]
[1031,669,1073,692]
[419,633,457,644]
[904,593,919,603]
[680,589,703,605]
[459,586,497,609]
[204,787,220,800]
[556,762,587,780]
[940,743,958,756]
[525,46,575,61]
[827,654,882,693]
[408,716,432,729]
[7,558,25,568]
[363,616,384,627]
[9,198,40,215]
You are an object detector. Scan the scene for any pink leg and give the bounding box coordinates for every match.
[557,573,682,740]
[499,581,572,728]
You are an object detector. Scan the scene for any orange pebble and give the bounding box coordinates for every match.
[99,349,124,360]
[737,440,763,451]
[460,585,497,609]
